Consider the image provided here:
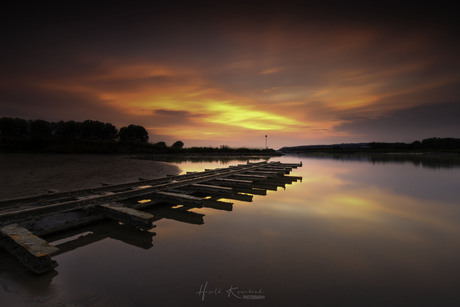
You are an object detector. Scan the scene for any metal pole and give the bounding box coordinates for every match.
[265,135,268,149]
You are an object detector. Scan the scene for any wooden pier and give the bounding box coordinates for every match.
[0,161,302,274]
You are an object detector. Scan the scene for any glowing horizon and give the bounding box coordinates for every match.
[1,2,459,149]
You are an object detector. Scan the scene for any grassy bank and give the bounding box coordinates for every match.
[0,139,281,156]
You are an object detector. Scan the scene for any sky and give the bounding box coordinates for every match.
[1,1,459,149]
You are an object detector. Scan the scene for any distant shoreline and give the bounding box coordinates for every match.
[280,138,460,154]
[0,139,281,156]
[280,149,460,154]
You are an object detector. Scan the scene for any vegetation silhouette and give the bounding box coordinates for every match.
[289,152,460,169]
[280,138,460,154]
[0,117,279,155]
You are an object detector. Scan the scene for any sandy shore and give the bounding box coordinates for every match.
[0,154,181,200]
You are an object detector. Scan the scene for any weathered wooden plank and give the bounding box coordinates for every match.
[275,162,302,168]
[152,207,204,225]
[205,178,253,188]
[1,224,58,257]
[264,166,293,171]
[0,161,268,208]
[0,162,273,224]
[227,174,268,181]
[232,187,267,195]
[151,191,204,206]
[265,179,287,187]
[259,167,291,174]
[282,175,303,182]
[185,183,234,194]
[97,203,154,229]
[202,199,234,211]
[243,170,281,176]
[0,224,59,274]
[270,175,303,183]
[255,168,289,174]
[183,184,252,202]
[0,160,305,273]
[217,193,253,202]
[48,220,157,256]
[252,183,279,191]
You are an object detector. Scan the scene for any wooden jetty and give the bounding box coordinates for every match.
[0,161,302,274]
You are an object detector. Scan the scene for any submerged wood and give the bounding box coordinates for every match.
[243,170,281,176]
[232,187,267,195]
[227,174,268,181]
[97,203,155,229]
[0,224,59,274]
[206,178,253,187]
[184,183,234,194]
[0,160,302,273]
[202,199,234,211]
[151,191,204,207]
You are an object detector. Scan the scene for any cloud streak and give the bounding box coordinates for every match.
[1,2,459,147]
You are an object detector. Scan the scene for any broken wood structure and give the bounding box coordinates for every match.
[0,161,302,274]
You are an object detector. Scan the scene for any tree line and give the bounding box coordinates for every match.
[0,117,281,155]
[0,117,152,143]
[280,137,460,153]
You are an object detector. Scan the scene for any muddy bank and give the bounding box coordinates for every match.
[0,154,181,200]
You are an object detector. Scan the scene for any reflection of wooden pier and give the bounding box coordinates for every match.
[0,161,302,274]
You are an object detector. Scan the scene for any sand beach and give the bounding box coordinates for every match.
[0,154,180,201]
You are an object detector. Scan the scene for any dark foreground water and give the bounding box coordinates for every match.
[1,155,460,306]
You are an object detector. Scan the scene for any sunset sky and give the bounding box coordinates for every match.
[1,1,459,148]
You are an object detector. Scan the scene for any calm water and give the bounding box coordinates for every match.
[1,155,460,306]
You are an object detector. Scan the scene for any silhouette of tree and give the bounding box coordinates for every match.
[29,119,52,140]
[53,120,81,140]
[0,117,29,139]
[119,124,149,142]
[102,123,118,140]
[76,120,118,140]
[171,140,184,148]
[153,141,167,148]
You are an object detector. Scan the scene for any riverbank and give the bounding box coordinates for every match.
[0,154,181,200]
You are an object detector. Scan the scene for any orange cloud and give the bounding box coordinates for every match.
[6,17,458,148]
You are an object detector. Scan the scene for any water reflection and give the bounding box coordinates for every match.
[133,155,270,164]
[294,152,460,169]
[1,156,460,306]
[0,159,300,305]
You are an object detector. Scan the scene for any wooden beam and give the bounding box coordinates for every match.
[205,178,253,188]
[218,193,253,202]
[183,184,252,202]
[202,199,234,211]
[184,183,234,195]
[275,162,302,168]
[0,224,59,274]
[227,174,268,181]
[264,166,293,171]
[232,187,267,195]
[259,167,291,174]
[272,175,303,183]
[243,170,280,176]
[151,191,204,207]
[252,183,279,191]
[152,207,204,225]
[282,175,303,181]
[97,203,154,229]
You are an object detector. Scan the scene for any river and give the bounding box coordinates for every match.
[1,154,460,306]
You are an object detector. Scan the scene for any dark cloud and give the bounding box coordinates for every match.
[1,1,460,147]
[0,84,124,123]
[335,101,460,142]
